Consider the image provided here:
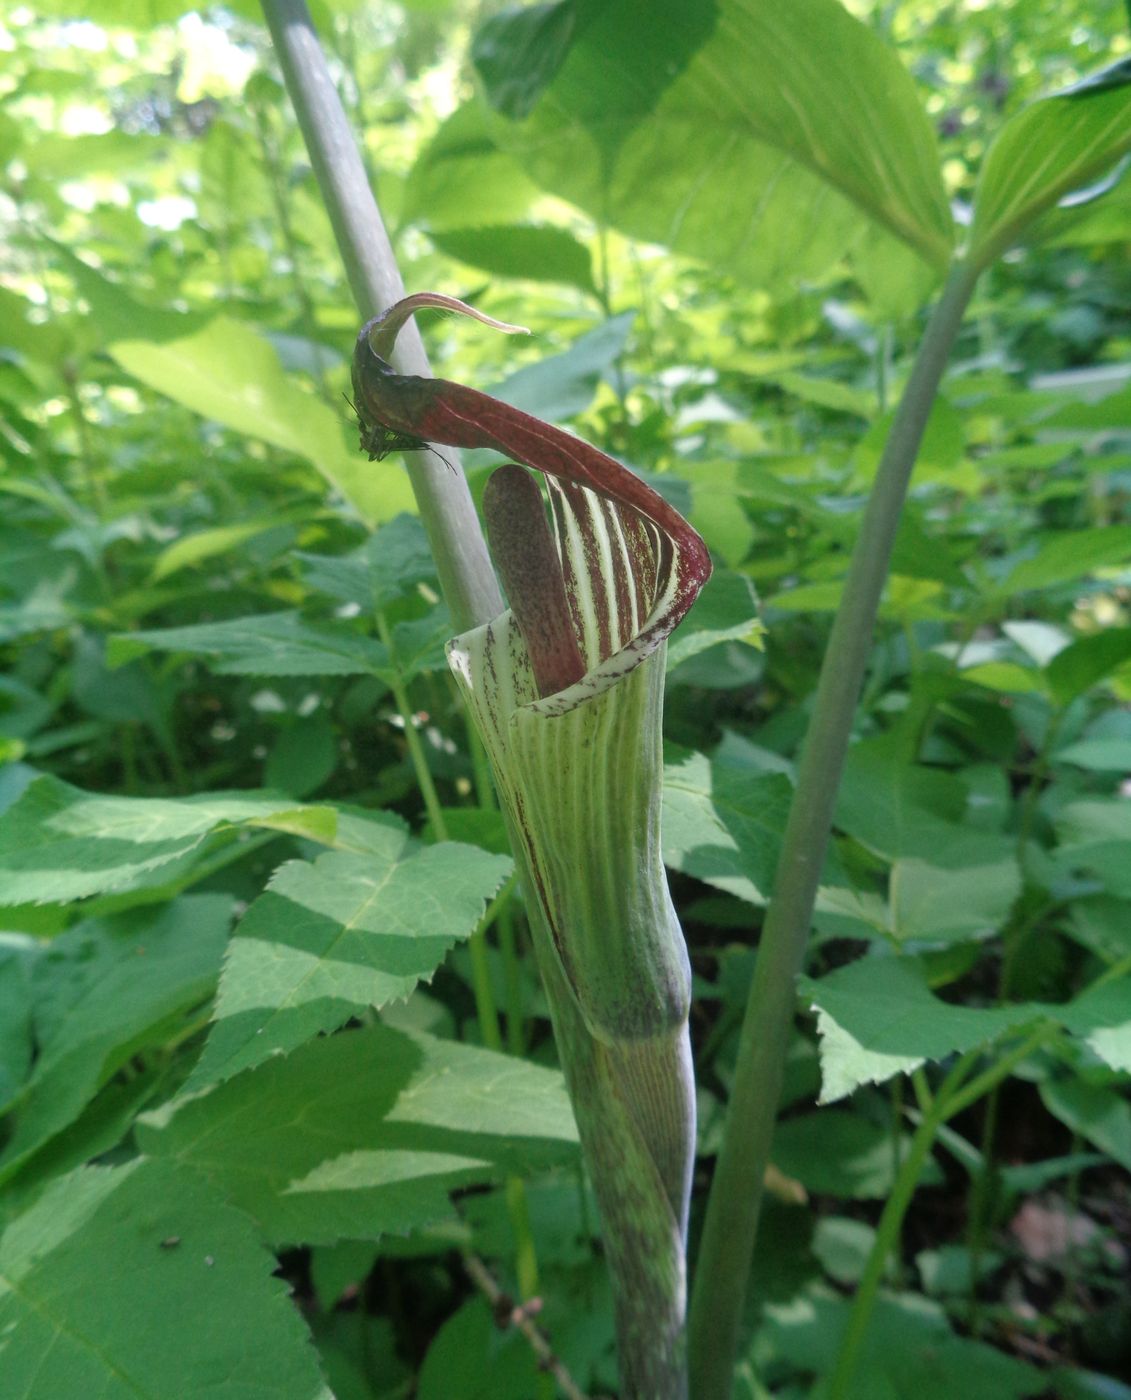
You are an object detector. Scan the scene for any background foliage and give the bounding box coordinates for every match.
[1,0,1130,1396]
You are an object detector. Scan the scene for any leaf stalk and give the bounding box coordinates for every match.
[687,257,981,1400]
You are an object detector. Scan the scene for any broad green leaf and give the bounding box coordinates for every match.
[109,611,392,678]
[0,896,231,1182]
[150,518,294,582]
[417,1297,541,1400]
[996,526,1131,596]
[802,956,1129,1102]
[835,741,1012,867]
[187,843,512,1088]
[1069,895,1131,964]
[490,313,634,421]
[140,1023,579,1245]
[666,570,763,673]
[1046,627,1131,705]
[772,1108,942,1199]
[62,251,408,525]
[1040,1076,1131,1172]
[472,0,577,120]
[403,99,543,229]
[0,1159,330,1400]
[479,0,953,286]
[662,747,792,906]
[264,712,339,800]
[31,130,164,178]
[0,938,38,1112]
[1056,976,1131,1074]
[0,773,340,904]
[1055,737,1131,771]
[971,61,1131,269]
[799,957,1040,1102]
[295,514,436,610]
[762,1293,1044,1400]
[889,857,1020,945]
[428,224,597,295]
[960,660,1044,695]
[1054,798,1131,898]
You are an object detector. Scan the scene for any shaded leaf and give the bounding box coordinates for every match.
[109,612,391,678]
[666,569,763,673]
[429,224,597,294]
[0,896,231,1183]
[662,747,792,906]
[140,1023,579,1245]
[0,1159,329,1400]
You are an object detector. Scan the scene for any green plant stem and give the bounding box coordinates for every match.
[827,1090,949,1400]
[464,710,528,1056]
[259,0,502,634]
[687,258,980,1400]
[828,1027,1055,1400]
[374,610,447,838]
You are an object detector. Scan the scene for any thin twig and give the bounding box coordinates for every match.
[462,1254,597,1400]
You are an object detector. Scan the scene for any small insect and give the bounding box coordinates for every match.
[344,394,454,472]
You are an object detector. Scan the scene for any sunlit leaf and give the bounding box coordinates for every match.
[187,843,512,1087]
[140,1023,579,1244]
[971,60,1131,268]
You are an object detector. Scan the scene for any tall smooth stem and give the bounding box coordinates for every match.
[259,0,502,633]
[687,258,980,1400]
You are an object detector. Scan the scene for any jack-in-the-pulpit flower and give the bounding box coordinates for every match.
[352,294,712,1400]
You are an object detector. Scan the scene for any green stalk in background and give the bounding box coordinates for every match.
[688,258,980,1400]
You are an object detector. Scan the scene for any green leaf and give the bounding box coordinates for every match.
[772,1109,941,1198]
[1056,976,1131,1074]
[150,517,293,582]
[996,526,1131,595]
[971,60,1131,268]
[1040,1076,1131,1172]
[472,0,577,120]
[139,1023,579,1245]
[62,251,408,525]
[835,741,1012,867]
[1055,737,1131,771]
[0,896,231,1182]
[662,747,792,906]
[799,956,1039,1103]
[404,99,543,229]
[0,774,339,904]
[187,843,512,1088]
[265,713,339,799]
[763,1293,1044,1400]
[889,857,1020,945]
[428,224,597,294]
[480,0,953,285]
[0,938,37,1112]
[1046,627,1131,705]
[108,612,392,678]
[296,514,436,611]
[490,313,634,421]
[0,1159,330,1400]
[417,1297,541,1400]
[666,570,763,673]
